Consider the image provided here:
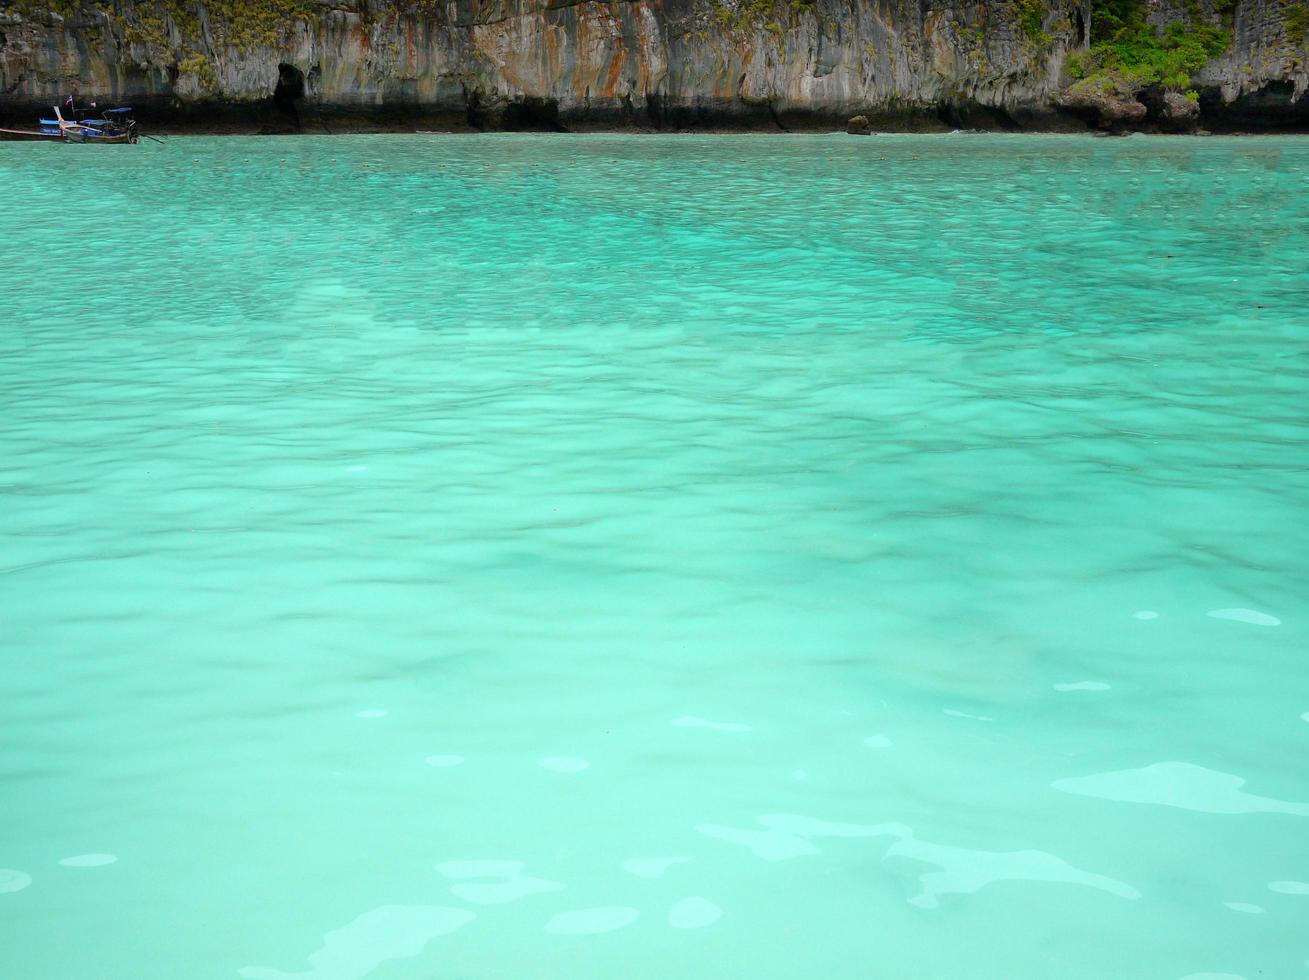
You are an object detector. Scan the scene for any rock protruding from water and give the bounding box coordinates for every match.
[1162,91,1201,125]
[846,115,873,136]
[1059,84,1148,127]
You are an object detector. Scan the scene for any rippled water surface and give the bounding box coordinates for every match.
[2,134,1308,979]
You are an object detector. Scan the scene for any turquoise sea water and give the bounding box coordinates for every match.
[1,133,1307,979]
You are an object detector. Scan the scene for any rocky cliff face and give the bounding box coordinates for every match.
[1191,0,1309,126]
[0,0,1305,130]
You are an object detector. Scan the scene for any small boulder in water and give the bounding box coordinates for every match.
[846,115,873,136]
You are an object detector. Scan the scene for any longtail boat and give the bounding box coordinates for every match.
[55,105,138,143]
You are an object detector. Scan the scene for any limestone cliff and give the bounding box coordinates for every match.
[0,0,1305,130]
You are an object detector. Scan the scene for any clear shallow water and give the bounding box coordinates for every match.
[1,133,1307,979]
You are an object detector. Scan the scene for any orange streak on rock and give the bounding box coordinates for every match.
[601,46,627,98]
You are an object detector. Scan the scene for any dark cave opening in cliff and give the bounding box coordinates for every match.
[274,63,305,130]
[500,97,566,132]
[1201,80,1309,131]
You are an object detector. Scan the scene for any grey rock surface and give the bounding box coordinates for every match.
[0,0,1304,129]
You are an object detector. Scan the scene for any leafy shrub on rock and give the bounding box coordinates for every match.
[1064,0,1228,112]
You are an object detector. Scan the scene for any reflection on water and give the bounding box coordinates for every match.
[1,133,1307,979]
[1054,763,1309,816]
[238,905,475,980]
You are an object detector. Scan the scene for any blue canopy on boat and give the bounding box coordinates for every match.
[104,107,133,114]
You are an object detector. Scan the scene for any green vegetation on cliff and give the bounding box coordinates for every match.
[1067,0,1228,98]
[4,0,316,93]
[119,0,317,51]
[707,0,816,38]
[118,0,317,93]
[1015,0,1053,47]
[1287,3,1309,44]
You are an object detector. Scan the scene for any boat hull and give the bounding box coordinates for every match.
[60,128,135,144]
